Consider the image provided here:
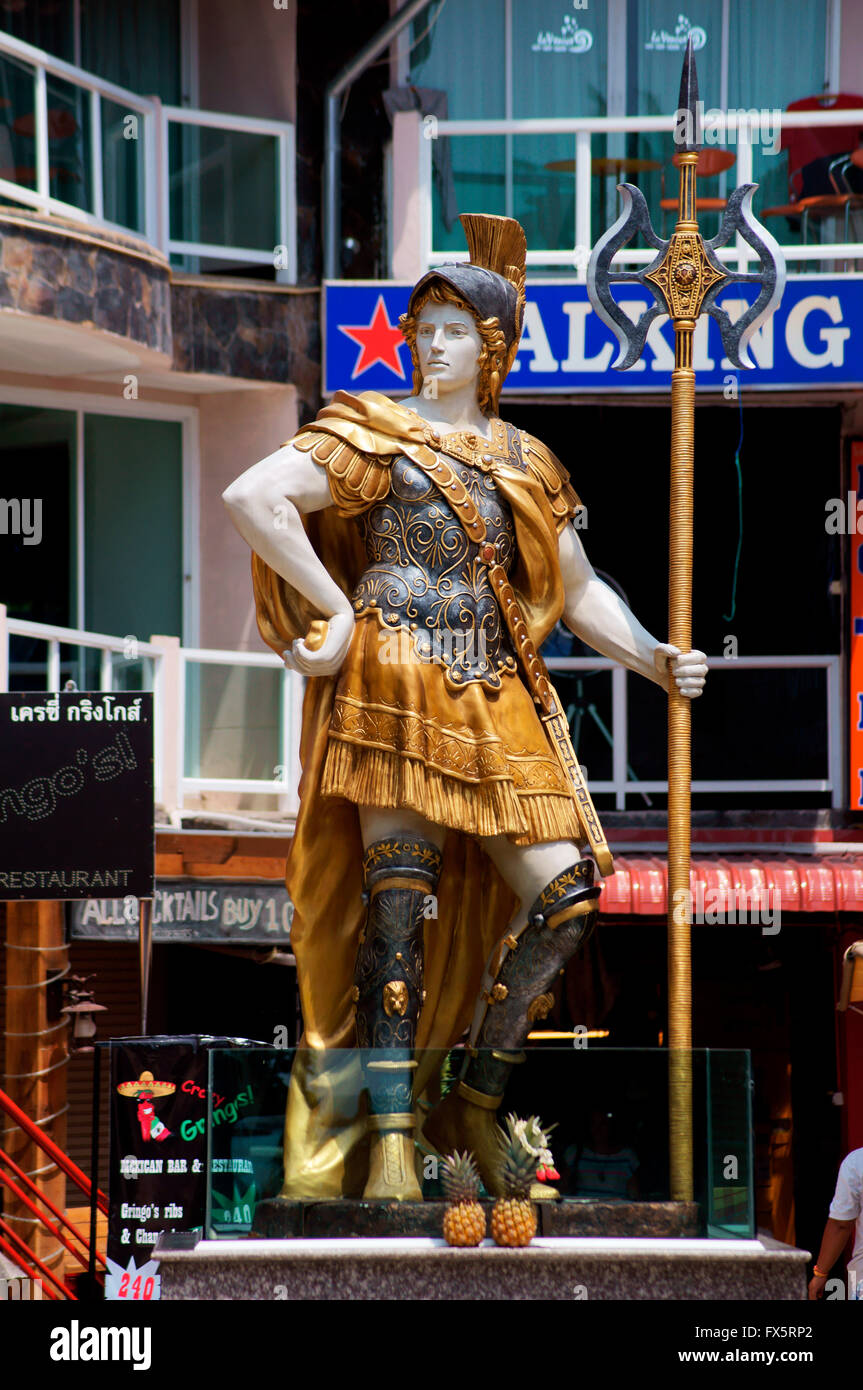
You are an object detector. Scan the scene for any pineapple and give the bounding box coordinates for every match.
[440,1150,486,1247]
[490,1113,555,1247]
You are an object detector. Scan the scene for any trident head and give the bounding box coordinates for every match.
[586,37,785,370]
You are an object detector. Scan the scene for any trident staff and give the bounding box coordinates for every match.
[587,37,785,1200]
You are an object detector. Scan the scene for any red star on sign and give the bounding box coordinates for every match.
[340,295,407,379]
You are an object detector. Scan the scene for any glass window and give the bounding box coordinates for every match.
[410,0,608,255]
[407,1,833,261]
[512,0,607,250]
[84,414,183,641]
[0,1,75,62]
[727,0,828,227]
[409,0,507,252]
[81,0,181,105]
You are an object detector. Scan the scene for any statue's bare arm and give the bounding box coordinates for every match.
[558,523,707,698]
[222,443,355,676]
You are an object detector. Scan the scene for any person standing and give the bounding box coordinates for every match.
[808,1146,863,1299]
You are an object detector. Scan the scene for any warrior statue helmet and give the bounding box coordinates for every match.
[400,214,527,413]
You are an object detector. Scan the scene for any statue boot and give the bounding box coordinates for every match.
[354,834,442,1200]
[423,858,600,1198]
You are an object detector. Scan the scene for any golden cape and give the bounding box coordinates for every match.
[250,390,579,1197]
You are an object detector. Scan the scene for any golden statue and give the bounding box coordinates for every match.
[223,215,707,1202]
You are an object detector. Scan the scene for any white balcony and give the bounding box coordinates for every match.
[393,108,863,280]
[0,30,296,281]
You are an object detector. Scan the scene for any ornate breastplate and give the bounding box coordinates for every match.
[351,422,526,690]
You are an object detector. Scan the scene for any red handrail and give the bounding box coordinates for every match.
[0,1215,75,1299]
[0,1085,108,1214]
[0,1166,103,1275]
[0,1145,106,1268]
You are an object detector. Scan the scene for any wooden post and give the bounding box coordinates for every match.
[3,901,68,1275]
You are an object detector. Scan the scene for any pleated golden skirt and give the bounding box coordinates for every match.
[320,615,582,846]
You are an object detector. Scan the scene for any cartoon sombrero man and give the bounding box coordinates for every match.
[117,1070,176,1143]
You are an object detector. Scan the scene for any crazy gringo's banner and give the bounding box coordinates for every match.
[324,275,863,395]
[106,1036,266,1301]
[0,692,153,900]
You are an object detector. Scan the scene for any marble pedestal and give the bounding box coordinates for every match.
[155,1231,809,1301]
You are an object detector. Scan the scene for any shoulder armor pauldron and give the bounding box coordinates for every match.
[291,428,393,516]
[519,431,582,530]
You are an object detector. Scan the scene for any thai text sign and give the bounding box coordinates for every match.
[0,692,154,900]
[324,276,863,394]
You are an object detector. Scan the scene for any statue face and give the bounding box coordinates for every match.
[414,302,482,397]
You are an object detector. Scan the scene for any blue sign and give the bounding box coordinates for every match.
[324,276,863,395]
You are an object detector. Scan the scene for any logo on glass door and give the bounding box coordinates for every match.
[531,3,593,54]
[644,13,707,53]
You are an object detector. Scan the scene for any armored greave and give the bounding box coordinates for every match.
[354,835,442,1198]
[422,858,600,1196]
[459,858,600,1104]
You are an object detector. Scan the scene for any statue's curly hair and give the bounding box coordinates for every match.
[399,280,508,416]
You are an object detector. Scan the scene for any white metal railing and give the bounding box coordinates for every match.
[418,110,863,279]
[0,610,303,818]
[0,610,841,815]
[544,653,842,809]
[0,30,296,280]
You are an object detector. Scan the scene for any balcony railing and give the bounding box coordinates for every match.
[0,608,842,817]
[0,30,296,280]
[417,110,863,278]
[0,609,303,819]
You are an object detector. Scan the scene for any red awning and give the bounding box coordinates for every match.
[600,855,863,915]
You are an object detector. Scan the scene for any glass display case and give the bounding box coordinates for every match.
[204,1045,754,1240]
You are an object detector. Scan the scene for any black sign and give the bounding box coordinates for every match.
[0,692,153,901]
[106,1035,267,1302]
[69,880,293,943]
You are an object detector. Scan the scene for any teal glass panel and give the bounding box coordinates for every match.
[169,124,278,259]
[728,0,828,249]
[206,1049,292,1237]
[409,0,506,254]
[45,73,91,213]
[512,0,607,251]
[81,0,181,106]
[101,97,146,234]
[83,415,183,641]
[183,662,281,791]
[0,51,40,198]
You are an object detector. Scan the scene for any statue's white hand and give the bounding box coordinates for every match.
[282,611,355,677]
[654,643,708,699]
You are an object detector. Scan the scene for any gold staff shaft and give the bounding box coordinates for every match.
[667,149,698,1203]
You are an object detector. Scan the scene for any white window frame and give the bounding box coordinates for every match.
[0,384,199,647]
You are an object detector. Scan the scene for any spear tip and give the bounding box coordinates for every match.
[676,33,701,152]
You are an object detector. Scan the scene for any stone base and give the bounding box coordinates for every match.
[156,1233,809,1301]
[252,1197,701,1241]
